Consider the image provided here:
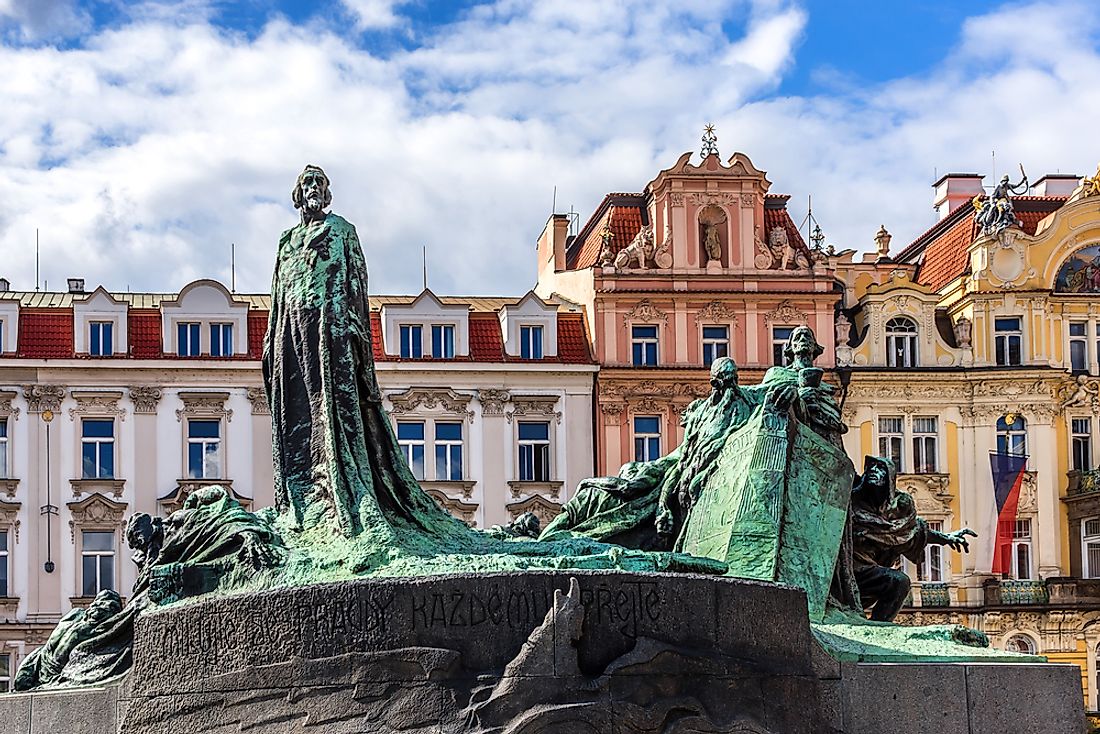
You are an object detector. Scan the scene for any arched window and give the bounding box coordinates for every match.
[1004,634,1037,655]
[886,317,918,367]
[996,414,1028,456]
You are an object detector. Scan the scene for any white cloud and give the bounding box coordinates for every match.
[0,0,1096,298]
[340,0,408,30]
[0,0,89,39]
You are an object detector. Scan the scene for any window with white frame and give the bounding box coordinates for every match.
[81,530,115,596]
[702,325,729,367]
[397,421,425,480]
[633,416,662,463]
[0,320,4,353]
[886,317,918,367]
[1070,321,1089,373]
[186,420,221,479]
[519,325,544,359]
[81,419,115,480]
[996,414,1027,457]
[1007,518,1032,580]
[1083,518,1100,579]
[772,326,794,366]
[0,529,7,597]
[89,321,113,356]
[0,417,8,478]
[431,324,455,358]
[1004,634,1037,655]
[877,416,904,473]
[434,422,463,481]
[631,325,658,366]
[914,520,943,582]
[0,652,9,693]
[399,325,423,359]
[994,317,1022,366]
[177,322,201,357]
[912,416,939,473]
[517,421,550,482]
[209,323,233,357]
[1073,418,1094,473]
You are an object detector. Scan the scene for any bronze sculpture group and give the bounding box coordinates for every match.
[13,165,979,692]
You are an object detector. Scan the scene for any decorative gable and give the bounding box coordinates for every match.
[498,292,558,358]
[73,286,128,355]
[159,279,249,356]
[379,289,470,358]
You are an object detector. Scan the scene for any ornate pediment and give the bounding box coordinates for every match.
[763,300,808,327]
[506,494,563,527]
[67,493,127,540]
[897,473,953,516]
[159,480,245,514]
[0,390,20,420]
[507,395,562,424]
[0,499,20,542]
[68,390,126,421]
[387,387,474,422]
[176,391,232,422]
[623,299,669,326]
[694,300,738,326]
[426,489,478,527]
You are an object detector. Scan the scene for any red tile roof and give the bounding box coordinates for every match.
[247,312,268,360]
[554,313,594,363]
[568,193,647,270]
[763,196,812,261]
[128,309,162,359]
[18,309,74,359]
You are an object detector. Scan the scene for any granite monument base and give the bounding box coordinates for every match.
[0,572,1085,733]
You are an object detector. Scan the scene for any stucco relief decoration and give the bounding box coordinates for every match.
[1017,472,1038,513]
[631,396,665,415]
[834,314,853,367]
[669,192,685,207]
[426,489,478,527]
[1054,244,1100,294]
[0,500,20,543]
[599,402,625,425]
[972,227,1034,289]
[387,388,474,422]
[740,193,754,207]
[953,316,973,348]
[652,224,673,269]
[246,387,270,415]
[22,384,65,414]
[763,300,808,328]
[67,493,127,543]
[128,386,163,415]
[687,192,737,206]
[68,391,127,422]
[1055,375,1100,413]
[623,299,669,326]
[476,388,511,416]
[694,300,737,326]
[507,395,562,425]
[0,390,20,421]
[506,495,562,526]
[597,220,616,268]
[896,473,953,516]
[175,392,233,423]
[613,225,655,271]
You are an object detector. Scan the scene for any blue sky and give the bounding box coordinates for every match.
[0,0,1096,296]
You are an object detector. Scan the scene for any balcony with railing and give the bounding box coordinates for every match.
[1068,468,1100,495]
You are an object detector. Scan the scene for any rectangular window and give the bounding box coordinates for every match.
[434,422,463,481]
[517,421,550,482]
[81,419,114,479]
[997,414,1028,457]
[1084,518,1100,579]
[209,323,233,357]
[994,317,1022,366]
[631,325,658,366]
[81,530,115,597]
[772,326,794,366]
[633,416,662,463]
[912,416,938,473]
[431,324,455,359]
[878,416,904,473]
[916,520,943,582]
[397,421,425,480]
[0,530,7,597]
[702,325,729,367]
[520,325,544,360]
[186,420,221,479]
[89,321,113,356]
[0,320,3,354]
[0,418,7,478]
[1073,418,1093,473]
[177,322,201,357]
[1070,322,1089,373]
[1010,519,1032,580]
[0,652,9,693]
[399,325,423,359]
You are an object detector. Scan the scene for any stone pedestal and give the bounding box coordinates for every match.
[0,571,1086,733]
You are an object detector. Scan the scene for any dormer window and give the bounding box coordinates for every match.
[886,317,918,367]
[520,325,544,359]
[431,324,455,358]
[0,320,6,354]
[209,323,233,357]
[178,322,201,357]
[400,324,423,358]
[89,321,114,356]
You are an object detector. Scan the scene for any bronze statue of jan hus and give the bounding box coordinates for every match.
[850,456,976,622]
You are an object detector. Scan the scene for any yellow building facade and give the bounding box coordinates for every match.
[837,172,1100,707]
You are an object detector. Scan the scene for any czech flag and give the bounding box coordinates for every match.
[989,451,1029,576]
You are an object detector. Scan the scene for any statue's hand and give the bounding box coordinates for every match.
[944,528,977,553]
[766,384,796,410]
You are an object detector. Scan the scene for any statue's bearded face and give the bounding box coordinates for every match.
[789,327,816,356]
[300,170,329,214]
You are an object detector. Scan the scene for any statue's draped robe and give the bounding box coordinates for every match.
[850,461,929,571]
[264,213,470,543]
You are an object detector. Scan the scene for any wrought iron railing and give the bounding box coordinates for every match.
[1068,468,1100,495]
[999,579,1049,605]
[918,583,951,607]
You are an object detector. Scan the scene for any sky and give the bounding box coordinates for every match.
[0,0,1097,297]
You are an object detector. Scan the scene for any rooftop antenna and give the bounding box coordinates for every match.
[552,185,557,216]
[796,195,827,253]
[230,243,236,293]
[991,149,996,189]
[35,228,40,291]
[422,245,428,291]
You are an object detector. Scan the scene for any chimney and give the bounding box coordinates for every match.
[67,278,85,294]
[536,214,570,274]
[0,278,8,292]
[932,173,984,220]
[1032,174,1081,197]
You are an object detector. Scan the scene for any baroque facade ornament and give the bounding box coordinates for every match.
[68,390,127,422]
[426,489,478,527]
[477,388,511,416]
[763,300,808,327]
[386,387,474,422]
[0,390,19,421]
[0,500,20,543]
[623,299,669,326]
[506,494,562,526]
[1055,375,1100,412]
[67,493,127,542]
[507,395,562,424]
[176,391,233,423]
[22,384,65,414]
[613,225,656,270]
[694,300,737,326]
[246,387,270,415]
[688,192,736,206]
[653,224,673,269]
[600,402,625,425]
[128,386,163,415]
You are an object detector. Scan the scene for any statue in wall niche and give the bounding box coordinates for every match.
[613,225,655,270]
[974,166,1029,237]
[702,222,722,262]
[850,456,976,622]
[835,313,852,348]
[597,223,615,267]
[953,315,973,348]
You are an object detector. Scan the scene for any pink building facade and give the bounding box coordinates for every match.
[536,149,841,474]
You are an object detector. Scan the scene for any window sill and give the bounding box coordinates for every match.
[70,478,125,498]
[0,478,17,499]
[0,597,18,614]
[507,480,564,500]
[419,480,476,500]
